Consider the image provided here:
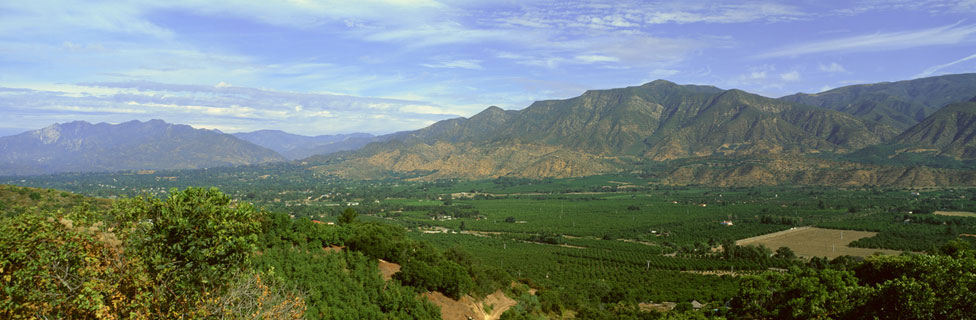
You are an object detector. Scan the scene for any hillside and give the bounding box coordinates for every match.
[779,73,976,138]
[0,119,285,176]
[233,130,374,160]
[317,80,881,180]
[892,98,976,159]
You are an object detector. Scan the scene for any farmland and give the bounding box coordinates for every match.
[935,210,976,218]
[736,227,903,258]
[7,170,976,317]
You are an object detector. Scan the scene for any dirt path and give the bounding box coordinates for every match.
[424,290,516,320]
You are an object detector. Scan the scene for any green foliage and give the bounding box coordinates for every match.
[731,267,863,319]
[253,211,441,319]
[730,243,976,319]
[113,187,262,314]
[0,208,152,319]
[338,207,358,225]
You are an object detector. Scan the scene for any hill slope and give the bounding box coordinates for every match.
[892,97,976,159]
[233,130,374,160]
[779,73,976,138]
[0,120,285,175]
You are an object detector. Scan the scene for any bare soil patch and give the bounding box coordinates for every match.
[424,290,516,320]
[377,259,401,281]
[639,302,676,312]
[736,227,902,258]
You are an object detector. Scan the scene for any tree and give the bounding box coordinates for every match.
[339,207,358,225]
[774,246,796,260]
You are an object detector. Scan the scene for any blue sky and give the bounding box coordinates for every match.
[1,0,975,136]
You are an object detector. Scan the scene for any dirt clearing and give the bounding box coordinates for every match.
[736,227,902,258]
[424,290,516,320]
[377,259,401,281]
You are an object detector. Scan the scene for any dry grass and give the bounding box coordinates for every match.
[934,211,976,218]
[737,227,902,259]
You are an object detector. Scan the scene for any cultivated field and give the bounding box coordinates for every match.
[935,211,976,218]
[736,227,903,259]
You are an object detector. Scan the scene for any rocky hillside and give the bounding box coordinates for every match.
[0,119,285,175]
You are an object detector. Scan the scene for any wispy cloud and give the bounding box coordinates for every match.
[915,52,976,77]
[758,22,976,58]
[0,82,459,135]
[421,59,484,70]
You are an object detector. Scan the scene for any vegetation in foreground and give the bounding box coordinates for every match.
[0,186,510,319]
[3,179,976,319]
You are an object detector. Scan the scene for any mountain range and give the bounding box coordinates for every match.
[232,130,375,160]
[3,73,976,185]
[308,74,976,185]
[0,120,284,176]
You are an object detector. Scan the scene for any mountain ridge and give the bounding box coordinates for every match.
[310,74,976,184]
[779,73,976,138]
[0,119,285,176]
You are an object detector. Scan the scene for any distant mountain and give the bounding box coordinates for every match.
[0,120,285,176]
[780,73,976,138]
[316,80,881,179]
[892,97,976,159]
[233,130,374,160]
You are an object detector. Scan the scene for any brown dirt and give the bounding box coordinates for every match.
[736,227,903,258]
[377,259,401,281]
[424,290,517,320]
[323,245,344,253]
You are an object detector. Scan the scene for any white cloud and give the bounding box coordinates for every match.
[575,55,620,63]
[818,62,846,73]
[780,71,801,81]
[758,22,976,58]
[649,69,680,78]
[748,71,767,80]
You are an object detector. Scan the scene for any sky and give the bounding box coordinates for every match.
[1,0,975,136]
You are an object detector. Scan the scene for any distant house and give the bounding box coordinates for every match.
[691,300,703,310]
[720,220,734,226]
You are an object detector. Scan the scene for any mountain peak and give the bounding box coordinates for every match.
[472,105,506,118]
[644,79,677,86]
